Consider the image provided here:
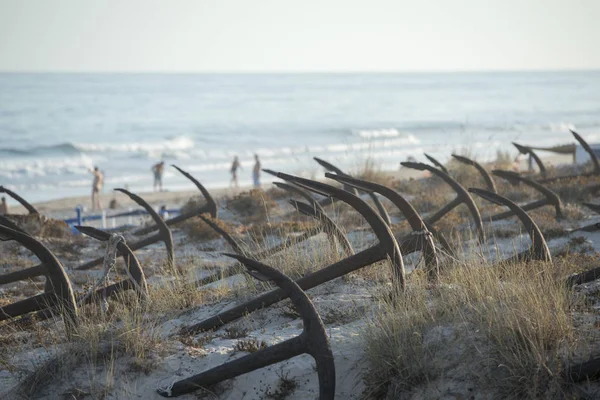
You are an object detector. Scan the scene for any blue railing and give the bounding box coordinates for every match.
[64,206,181,231]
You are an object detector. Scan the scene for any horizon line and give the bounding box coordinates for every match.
[1,68,600,74]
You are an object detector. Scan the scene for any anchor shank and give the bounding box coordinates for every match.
[77,280,135,306]
[183,244,383,334]
[0,263,46,285]
[161,336,305,397]
[425,197,462,225]
[489,198,548,221]
[0,292,56,321]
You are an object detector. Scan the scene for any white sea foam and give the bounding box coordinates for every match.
[0,154,96,179]
[355,128,418,141]
[74,135,195,155]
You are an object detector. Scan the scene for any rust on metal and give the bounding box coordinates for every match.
[75,225,149,301]
[451,154,497,193]
[197,214,246,255]
[134,165,218,236]
[0,186,38,215]
[324,173,439,277]
[191,198,354,287]
[423,153,449,174]
[264,167,340,211]
[273,181,326,213]
[182,173,406,334]
[469,188,551,262]
[312,158,392,225]
[538,130,600,183]
[490,170,563,220]
[512,142,547,178]
[0,215,26,233]
[572,129,600,175]
[278,172,404,287]
[401,161,485,242]
[160,255,335,398]
[76,188,174,270]
[0,224,78,334]
[289,199,354,257]
[312,157,358,195]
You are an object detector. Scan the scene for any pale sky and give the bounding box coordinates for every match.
[0,0,599,72]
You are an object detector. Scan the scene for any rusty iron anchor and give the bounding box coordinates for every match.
[469,188,551,262]
[513,142,547,178]
[401,161,485,243]
[451,154,497,193]
[423,153,449,174]
[191,199,354,288]
[289,200,354,256]
[1,186,175,285]
[76,188,174,270]
[159,254,335,398]
[539,130,600,183]
[323,173,439,277]
[181,173,405,335]
[312,157,392,225]
[30,226,150,322]
[0,214,27,233]
[74,226,149,303]
[134,165,218,236]
[0,224,78,335]
[489,170,563,221]
[272,181,326,213]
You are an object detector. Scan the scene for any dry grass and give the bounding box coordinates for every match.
[3,160,600,399]
[363,255,581,399]
[447,151,489,190]
[242,219,318,247]
[0,259,239,399]
[352,157,397,188]
[547,175,600,204]
[226,189,279,223]
[180,213,237,241]
[5,214,72,238]
[258,233,345,282]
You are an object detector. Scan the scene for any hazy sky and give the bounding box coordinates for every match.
[0,0,599,72]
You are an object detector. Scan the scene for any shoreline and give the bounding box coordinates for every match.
[4,152,575,220]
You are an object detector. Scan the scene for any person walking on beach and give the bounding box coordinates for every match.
[152,161,165,192]
[230,156,241,188]
[89,166,104,210]
[0,197,8,215]
[252,154,261,188]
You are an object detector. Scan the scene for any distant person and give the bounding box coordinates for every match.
[230,156,241,188]
[89,166,104,210]
[152,161,165,192]
[513,154,521,172]
[252,154,261,188]
[0,197,7,215]
[109,197,118,210]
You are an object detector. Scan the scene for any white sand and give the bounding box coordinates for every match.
[1,151,598,399]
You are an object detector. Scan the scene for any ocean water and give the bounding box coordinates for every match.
[1,71,600,204]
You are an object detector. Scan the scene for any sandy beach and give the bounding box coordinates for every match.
[1,146,599,399]
[4,152,575,221]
